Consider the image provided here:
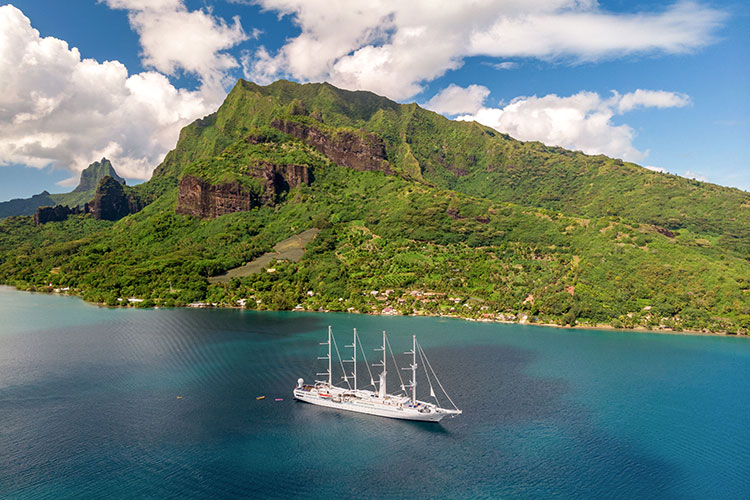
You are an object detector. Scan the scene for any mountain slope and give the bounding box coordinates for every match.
[1,79,749,334]
[153,79,750,256]
[0,191,56,219]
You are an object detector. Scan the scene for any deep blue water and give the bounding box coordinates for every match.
[1,286,749,499]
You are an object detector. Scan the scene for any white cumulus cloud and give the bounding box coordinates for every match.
[0,5,228,180]
[101,0,247,100]
[0,3,248,180]
[456,89,691,163]
[244,0,725,100]
[423,84,490,115]
[615,89,691,113]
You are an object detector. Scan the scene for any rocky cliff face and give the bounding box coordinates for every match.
[176,162,312,219]
[270,118,393,175]
[89,176,141,221]
[176,176,257,219]
[35,205,74,224]
[254,162,313,205]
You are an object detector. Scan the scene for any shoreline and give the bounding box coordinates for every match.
[406,310,740,338]
[2,284,745,339]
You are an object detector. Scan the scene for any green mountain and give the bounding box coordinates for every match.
[155,80,750,255]
[73,157,124,193]
[1,79,749,334]
[0,158,125,218]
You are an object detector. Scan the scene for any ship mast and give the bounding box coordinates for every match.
[344,328,357,391]
[403,334,417,404]
[373,331,387,398]
[412,335,417,404]
[316,326,332,386]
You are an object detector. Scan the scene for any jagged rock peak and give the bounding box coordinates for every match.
[74,158,125,193]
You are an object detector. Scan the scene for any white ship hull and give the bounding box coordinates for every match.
[294,327,461,423]
[294,386,455,422]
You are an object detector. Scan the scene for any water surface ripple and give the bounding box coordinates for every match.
[1,287,749,499]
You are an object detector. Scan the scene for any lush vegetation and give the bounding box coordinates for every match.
[181,130,327,190]
[155,80,750,256]
[1,79,749,335]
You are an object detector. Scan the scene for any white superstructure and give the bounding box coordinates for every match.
[294,327,462,423]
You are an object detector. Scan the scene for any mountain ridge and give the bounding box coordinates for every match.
[153,79,750,255]
[1,79,749,335]
[0,158,126,218]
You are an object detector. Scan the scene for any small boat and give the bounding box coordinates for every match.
[294,327,462,423]
[256,396,265,400]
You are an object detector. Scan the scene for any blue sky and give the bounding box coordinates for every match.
[1,0,748,201]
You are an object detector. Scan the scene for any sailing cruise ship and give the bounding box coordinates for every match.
[293,327,462,422]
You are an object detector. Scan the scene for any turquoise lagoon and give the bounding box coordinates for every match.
[1,286,749,499]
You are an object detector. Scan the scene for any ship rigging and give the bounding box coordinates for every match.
[293,327,462,422]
